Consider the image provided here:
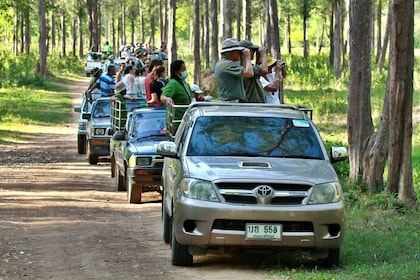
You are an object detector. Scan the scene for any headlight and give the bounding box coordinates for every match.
[128,156,151,167]
[308,182,342,204]
[94,128,105,135]
[181,179,219,202]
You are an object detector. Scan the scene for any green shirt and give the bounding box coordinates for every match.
[162,78,193,120]
[214,57,246,101]
[243,64,266,103]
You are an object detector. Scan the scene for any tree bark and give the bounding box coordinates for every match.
[210,0,218,69]
[203,0,210,69]
[375,0,382,63]
[268,0,280,59]
[333,0,343,79]
[378,4,391,70]
[387,0,417,206]
[348,0,374,182]
[244,0,251,40]
[168,0,177,63]
[61,8,66,57]
[38,0,48,76]
[223,0,232,38]
[193,0,201,84]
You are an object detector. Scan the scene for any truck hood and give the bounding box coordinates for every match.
[128,138,165,155]
[183,156,338,184]
[91,117,111,127]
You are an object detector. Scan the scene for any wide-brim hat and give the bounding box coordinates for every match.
[220,38,244,54]
[115,81,126,94]
[266,54,277,67]
[238,40,259,49]
[190,84,204,94]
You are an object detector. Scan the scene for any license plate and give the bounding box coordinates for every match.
[245,224,282,240]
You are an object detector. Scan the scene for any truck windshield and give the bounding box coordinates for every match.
[186,116,324,159]
[93,100,111,118]
[132,112,166,138]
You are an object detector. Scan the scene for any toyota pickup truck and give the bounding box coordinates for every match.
[157,102,348,267]
[110,100,166,203]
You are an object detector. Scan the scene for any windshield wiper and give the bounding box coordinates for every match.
[136,133,165,140]
[219,152,262,157]
[277,155,323,160]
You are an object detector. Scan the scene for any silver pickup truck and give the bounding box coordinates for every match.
[157,102,348,267]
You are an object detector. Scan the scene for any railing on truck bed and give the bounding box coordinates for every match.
[110,99,147,132]
[165,102,313,141]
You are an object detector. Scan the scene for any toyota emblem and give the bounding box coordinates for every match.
[255,185,274,198]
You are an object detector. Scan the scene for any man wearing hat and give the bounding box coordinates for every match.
[214,38,254,102]
[260,55,287,104]
[238,39,268,103]
[110,81,137,129]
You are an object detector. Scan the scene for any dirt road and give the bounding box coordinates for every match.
[0,80,289,280]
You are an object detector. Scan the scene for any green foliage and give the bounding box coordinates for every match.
[0,49,45,88]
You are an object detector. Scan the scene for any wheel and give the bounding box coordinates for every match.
[318,248,340,267]
[127,176,142,203]
[162,203,171,244]
[115,164,126,191]
[110,155,115,178]
[86,142,98,165]
[77,134,86,154]
[171,227,193,266]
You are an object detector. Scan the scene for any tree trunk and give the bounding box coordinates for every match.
[387,0,417,206]
[210,0,218,69]
[303,0,309,59]
[378,4,391,70]
[24,9,30,54]
[244,0,251,40]
[329,6,334,66]
[287,14,291,54]
[223,0,232,38]
[61,8,66,57]
[78,2,84,59]
[138,0,145,44]
[236,0,242,40]
[13,7,18,56]
[50,0,56,54]
[38,0,48,76]
[72,18,77,57]
[168,0,177,63]
[203,0,210,69]
[348,0,374,182]
[333,0,343,79]
[193,0,201,84]
[375,0,382,63]
[121,0,126,45]
[268,0,280,59]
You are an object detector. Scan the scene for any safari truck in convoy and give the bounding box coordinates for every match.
[157,102,348,267]
[83,97,113,164]
[110,100,166,203]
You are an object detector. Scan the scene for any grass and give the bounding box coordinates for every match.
[0,51,419,279]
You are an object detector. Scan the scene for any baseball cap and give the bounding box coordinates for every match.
[190,84,204,94]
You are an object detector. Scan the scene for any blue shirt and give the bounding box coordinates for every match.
[97,73,115,96]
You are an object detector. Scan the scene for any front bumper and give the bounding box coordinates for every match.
[88,137,110,156]
[173,198,344,250]
[127,166,163,190]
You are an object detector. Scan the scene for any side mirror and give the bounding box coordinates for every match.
[74,106,81,113]
[330,146,348,163]
[157,141,178,158]
[113,131,125,141]
[82,113,91,120]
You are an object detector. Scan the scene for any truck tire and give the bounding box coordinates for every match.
[115,164,126,191]
[171,229,193,266]
[77,134,86,154]
[87,142,99,165]
[318,248,340,267]
[162,204,171,244]
[127,177,142,203]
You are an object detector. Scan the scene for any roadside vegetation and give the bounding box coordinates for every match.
[0,49,419,279]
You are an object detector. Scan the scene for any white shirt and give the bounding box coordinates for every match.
[260,72,281,105]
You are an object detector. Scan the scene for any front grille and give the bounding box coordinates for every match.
[215,182,311,205]
[212,219,314,232]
